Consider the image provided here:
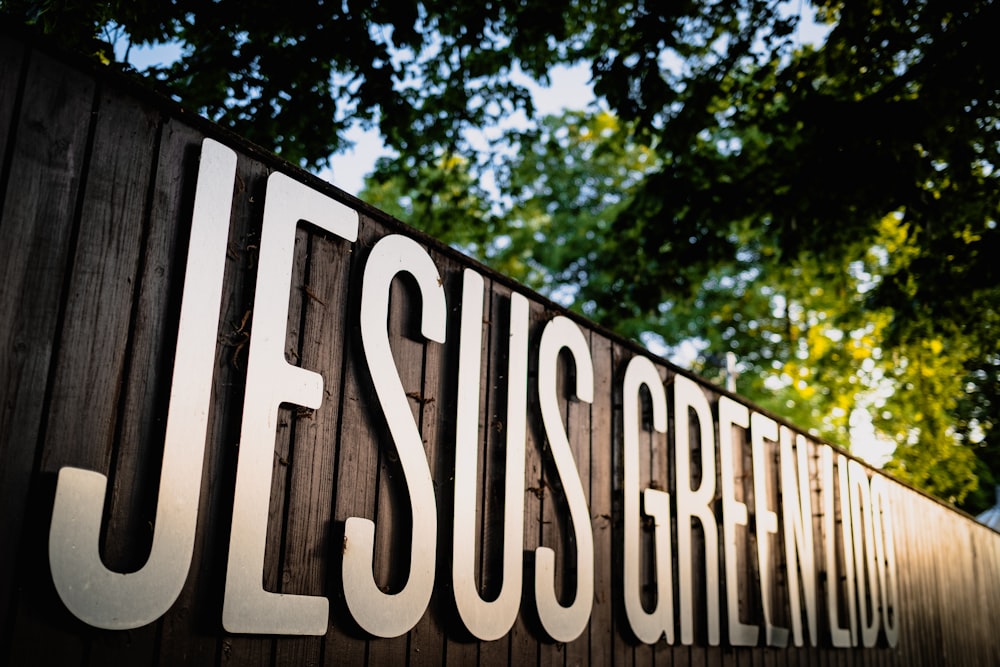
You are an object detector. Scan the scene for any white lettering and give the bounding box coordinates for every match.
[848,460,880,647]
[341,234,446,637]
[222,171,359,634]
[869,475,899,647]
[674,375,721,645]
[49,139,237,630]
[822,447,857,646]
[622,355,673,644]
[718,396,757,646]
[534,316,594,642]
[452,271,529,640]
[779,428,818,647]
[750,412,789,647]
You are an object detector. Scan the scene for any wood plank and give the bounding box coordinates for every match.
[0,36,26,202]
[365,234,427,664]
[611,343,633,667]
[474,278,507,667]
[632,351,656,667]
[564,328,595,667]
[326,214,386,665]
[508,299,548,667]
[9,78,158,667]
[685,375,712,667]
[159,153,269,667]
[589,336,614,667]
[0,48,95,648]
[406,248,456,666]
[37,86,159,474]
[648,358,673,667]
[211,158,283,667]
[537,375,563,665]
[224,201,312,667]
[538,316,570,667]
[273,220,355,667]
[89,119,210,667]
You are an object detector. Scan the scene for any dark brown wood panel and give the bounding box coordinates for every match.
[473,277,508,667]
[160,151,269,667]
[589,336,615,666]
[0,37,25,199]
[0,48,95,644]
[327,213,384,666]
[2,29,1000,667]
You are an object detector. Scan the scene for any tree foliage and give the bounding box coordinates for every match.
[5,0,999,510]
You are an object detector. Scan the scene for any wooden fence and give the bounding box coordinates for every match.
[1,26,999,667]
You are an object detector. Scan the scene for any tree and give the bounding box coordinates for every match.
[1,0,798,170]
[5,0,998,510]
[365,106,992,506]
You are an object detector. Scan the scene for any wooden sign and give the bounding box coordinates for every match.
[2,27,1000,667]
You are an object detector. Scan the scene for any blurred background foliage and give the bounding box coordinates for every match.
[4,0,998,512]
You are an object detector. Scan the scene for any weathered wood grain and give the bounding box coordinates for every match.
[10,77,163,667]
[0,48,95,648]
[160,152,268,667]
[2,30,1000,667]
[0,37,25,201]
[474,280,514,667]
[589,336,614,667]
[408,249,460,666]
[326,213,385,665]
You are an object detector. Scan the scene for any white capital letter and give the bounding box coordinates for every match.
[453,272,529,640]
[342,234,445,638]
[869,475,899,647]
[779,428,817,647]
[49,139,237,629]
[750,412,789,647]
[848,460,880,647]
[535,316,594,643]
[223,172,359,634]
[622,355,673,644]
[717,396,758,646]
[673,375,720,646]
[821,447,857,646]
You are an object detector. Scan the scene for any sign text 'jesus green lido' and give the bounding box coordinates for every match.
[46,140,899,648]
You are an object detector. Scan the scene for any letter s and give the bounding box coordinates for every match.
[342,234,446,638]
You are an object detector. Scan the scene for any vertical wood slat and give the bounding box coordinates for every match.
[328,213,384,666]
[365,239,427,665]
[9,80,159,667]
[509,299,548,667]
[405,248,455,667]
[475,279,509,667]
[275,223,356,667]
[632,354,657,667]
[87,118,206,667]
[589,336,614,667]
[162,152,269,667]
[565,329,594,667]
[6,30,1000,667]
[264,227,314,667]
[223,178,309,667]
[37,86,159,475]
[0,36,25,208]
[537,317,565,667]
[0,48,95,647]
[611,343,634,667]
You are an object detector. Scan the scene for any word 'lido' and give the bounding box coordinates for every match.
[47,140,899,647]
